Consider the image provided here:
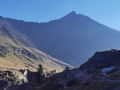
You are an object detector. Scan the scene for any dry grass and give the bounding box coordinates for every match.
[0,32,72,72]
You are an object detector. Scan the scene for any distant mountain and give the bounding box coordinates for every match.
[4,11,120,67]
[0,16,72,72]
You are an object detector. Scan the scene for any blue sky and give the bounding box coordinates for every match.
[0,0,120,30]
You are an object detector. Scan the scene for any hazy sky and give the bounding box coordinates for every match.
[0,0,120,30]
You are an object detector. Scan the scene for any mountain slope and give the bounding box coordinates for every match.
[5,11,120,67]
[0,18,73,72]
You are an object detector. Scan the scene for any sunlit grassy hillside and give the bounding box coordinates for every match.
[0,24,73,72]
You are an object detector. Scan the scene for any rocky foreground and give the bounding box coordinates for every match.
[1,49,120,90]
[0,68,37,90]
[35,49,120,90]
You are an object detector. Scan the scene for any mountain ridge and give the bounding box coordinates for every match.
[0,17,73,72]
[2,11,120,67]
[1,11,120,89]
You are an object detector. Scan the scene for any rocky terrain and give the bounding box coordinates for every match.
[0,16,74,89]
[0,69,29,90]
[33,49,120,90]
[1,49,119,90]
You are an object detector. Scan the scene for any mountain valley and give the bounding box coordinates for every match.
[1,11,120,90]
[4,11,120,67]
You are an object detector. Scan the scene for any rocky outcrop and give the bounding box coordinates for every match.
[0,69,37,90]
[0,45,9,58]
[34,49,120,90]
[80,49,120,72]
[0,25,11,37]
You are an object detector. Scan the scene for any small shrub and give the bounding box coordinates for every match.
[36,64,44,84]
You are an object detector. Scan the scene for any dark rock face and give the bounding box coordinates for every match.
[0,25,11,37]
[0,45,8,58]
[80,49,120,72]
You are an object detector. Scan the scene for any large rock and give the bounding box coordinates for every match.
[80,49,120,72]
[0,69,37,89]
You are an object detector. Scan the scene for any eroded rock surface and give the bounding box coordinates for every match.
[0,68,37,90]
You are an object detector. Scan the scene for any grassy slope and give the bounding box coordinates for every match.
[0,30,73,72]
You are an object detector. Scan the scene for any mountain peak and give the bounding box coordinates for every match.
[62,11,89,20]
[67,11,77,16]
[62,11,77,19]
[69,11,77,15]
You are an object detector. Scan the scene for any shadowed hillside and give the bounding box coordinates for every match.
[5,11,120,67]
[0,17,73,72]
